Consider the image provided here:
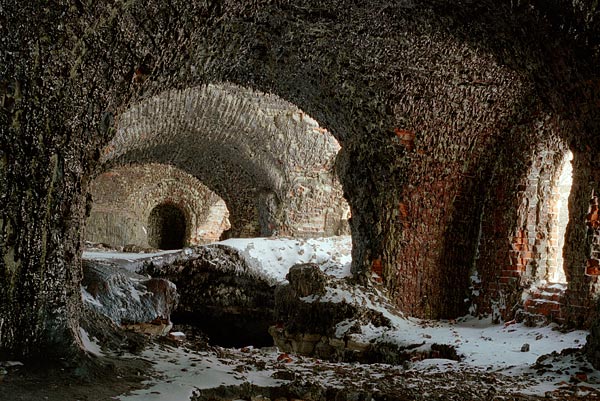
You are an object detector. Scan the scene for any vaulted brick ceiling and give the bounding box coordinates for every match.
[100,83,346,237]
[1,0,599,360]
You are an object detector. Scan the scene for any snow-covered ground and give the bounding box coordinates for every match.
[83,249,181,261]
[217,236,352,281]
[83,236,352,281]
[118,317,597,400]
[80,237,600,400]
[119,346,287,401]
[82,249,182,272]
[114,309,595,400]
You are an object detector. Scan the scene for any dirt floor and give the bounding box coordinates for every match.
[0,355,151,401]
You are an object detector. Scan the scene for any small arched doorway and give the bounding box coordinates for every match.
[148,203,188,250]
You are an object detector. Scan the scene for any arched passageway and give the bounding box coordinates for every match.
[148,203,187,250]
[85,163,230,248]
[501,146,574,324]
[101,84,349,240]
[2,0,599,363]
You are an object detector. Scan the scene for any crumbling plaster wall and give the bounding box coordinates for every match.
[2,0,599,360]
[86,163,230,248]
[102,84,349,239]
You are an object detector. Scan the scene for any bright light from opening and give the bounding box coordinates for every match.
[551,150,573,283]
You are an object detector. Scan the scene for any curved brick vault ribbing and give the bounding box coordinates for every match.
[1,0,599,361]
[86,163,230,248]
[101,83,349,239]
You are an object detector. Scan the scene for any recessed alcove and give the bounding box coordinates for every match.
[148,203,188,250]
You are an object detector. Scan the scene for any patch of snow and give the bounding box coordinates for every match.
[83,249,181,262]
[81,286,103,307]
[505,352,600,396]
[305,280,590,382]
[217,236,352,282]
[409,358,461,372]
[117,332,598,401]
[547,283,568,291]
[83,249,183,273]
[83,237,352,284]
[79,327,104,357]
[335,319,355,338]
[119,345,286,401]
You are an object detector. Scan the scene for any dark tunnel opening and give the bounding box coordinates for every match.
[172,310,275,348]
[148,203,187,250]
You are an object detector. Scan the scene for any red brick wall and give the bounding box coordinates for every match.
[469,117,575,323]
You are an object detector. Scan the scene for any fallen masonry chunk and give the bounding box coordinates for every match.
[286,263,327,297]
[82,260,178,332]
[169,331,186,341]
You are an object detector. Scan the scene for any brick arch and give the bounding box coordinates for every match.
[3,0,600,360]
[101,83,349,238]
[126,168,229,245]
[510,146,600,327]
[89,4,598,323]
[86,163,230,248]
[469,112,600,326]
[505,144,570,323]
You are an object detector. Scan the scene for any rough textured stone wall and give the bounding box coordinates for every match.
[376,36,533,318]
[0,2,129,360]
[1,0,599,360]
[102,84,348,239]
[86,163,229,248]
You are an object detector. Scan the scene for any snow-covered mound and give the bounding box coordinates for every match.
[217,236,352,282]
[82,249,182,270]
[81,259,178,328]
[77,237,599,400]
[83,236,352,283]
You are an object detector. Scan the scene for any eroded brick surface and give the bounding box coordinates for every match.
[2,0,600,360]
[102,84,349,240]
[86,163,230,247]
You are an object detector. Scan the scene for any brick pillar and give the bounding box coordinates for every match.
[562,152,600,327]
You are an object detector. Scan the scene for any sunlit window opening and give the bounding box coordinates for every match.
[549,150,573,283]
